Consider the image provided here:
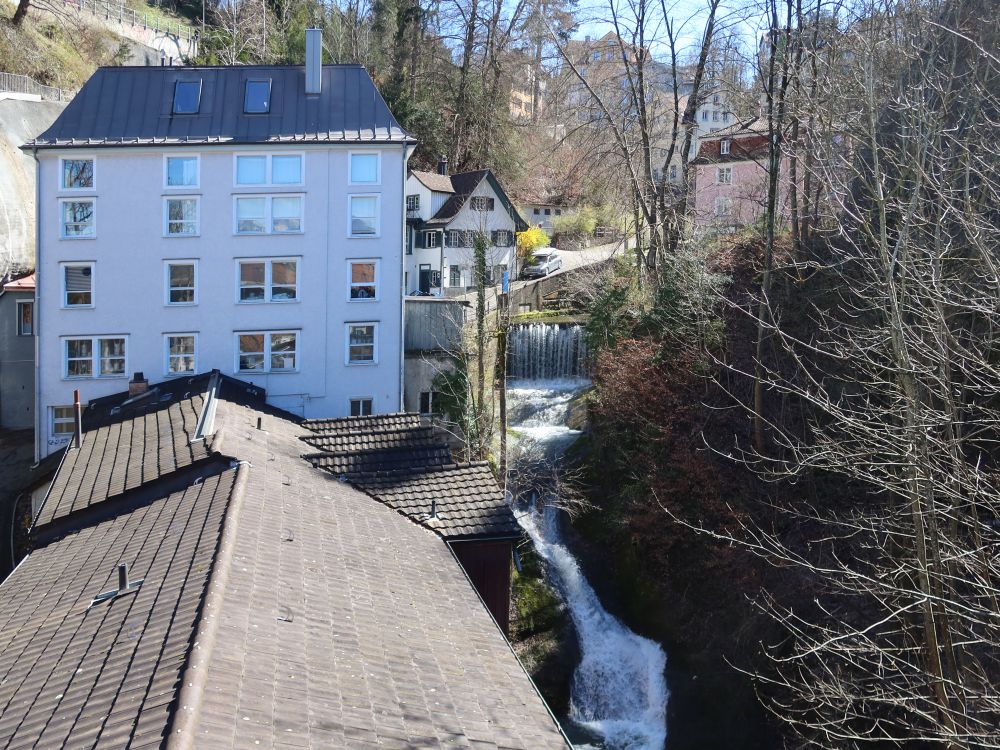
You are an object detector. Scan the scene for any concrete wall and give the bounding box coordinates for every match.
[0,99,67,276]
[36,143,406,456]
[0,290,35,430]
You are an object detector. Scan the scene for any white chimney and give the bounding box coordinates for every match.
[305,28,322,95]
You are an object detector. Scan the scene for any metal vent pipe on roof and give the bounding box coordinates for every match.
[305,28,322,95]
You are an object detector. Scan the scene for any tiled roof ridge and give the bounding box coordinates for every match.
[164,462,251,749]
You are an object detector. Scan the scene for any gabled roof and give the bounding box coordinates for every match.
[701,116,768,140]
[1,272,35,292]
[412,169,529,231]
[24,65,411,149]
[0,372,569,749]
[410,169,455,193]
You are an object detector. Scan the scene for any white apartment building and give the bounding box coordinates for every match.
[24,34,413,458]
[404,162,527,296]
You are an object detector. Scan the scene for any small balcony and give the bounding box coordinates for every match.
[406,209,422,221]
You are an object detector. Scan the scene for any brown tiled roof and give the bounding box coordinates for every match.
[350,462,522,539]
[0,469,236,749]
[410,168,455,193]
[35,389,216,529]
[2,373,570,749]
[301,424,440,453]
[305,444,453,474]
[303,411,422,435]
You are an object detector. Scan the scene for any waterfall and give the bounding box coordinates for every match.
[508,380,669,750]
[508,323,588,380]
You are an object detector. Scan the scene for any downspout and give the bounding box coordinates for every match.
[400,143,415,411]
[31,148,41,464]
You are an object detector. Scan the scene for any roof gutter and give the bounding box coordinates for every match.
[31,147,42,465]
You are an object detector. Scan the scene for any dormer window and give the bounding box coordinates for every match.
[244,79,271,114]
[172,81,201,114]
[721,139,731,155]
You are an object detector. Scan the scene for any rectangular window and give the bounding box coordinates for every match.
[701,110,709,121]
[424,231,439,248]
[446,229,473,248]
[449,265,461,286]
[349,153,380,184]
[720,139,731,156]
[349,195,379,237]
[235,196,302,235]
[62,263,93,307]
[165,197,199,236]
[712,110,720,122]
[349,261,377,300]
[165,261,196,305]
[52,406,75,435]
[271,196,302,233]
[669,165,678,181]
[237,331,298,373]
[61,158,94,189]
[406,194,420,211]
[16,300,33,336]
[717,167,732,185]
[714,197,732,217]
[244,79,271,113]
[419,391,436,415]
[172,80,201,114]
[723,112,731,123]
[165,156,199,187]
[491,229,513,247]
[346,323,376,364]
[470,196,495,211]
[238,259,298,303]
[64,336,126,378]
[235,154,303,186]
[350,398,373,417]
[272,155,302,185]
[61,200,95,238]
[713,93,721,104]
[166,334,197,375]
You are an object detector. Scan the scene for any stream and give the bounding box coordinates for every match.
[507,324,670,750]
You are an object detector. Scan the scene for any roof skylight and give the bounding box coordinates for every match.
[244,79,271,114]
[172,81,202,115]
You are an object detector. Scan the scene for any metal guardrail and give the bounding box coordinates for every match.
[60,0,196,42]
[0,72,75,102]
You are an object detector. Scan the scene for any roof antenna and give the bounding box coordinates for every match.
[88,563,144,609]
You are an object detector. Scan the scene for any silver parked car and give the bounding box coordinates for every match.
[521,249,563,279]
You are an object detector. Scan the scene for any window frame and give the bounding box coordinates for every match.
[347,259,379,302]
[348,151,381,186]
[60,262,95,309]
[172,80,202,115]
[51,405,75,437]
[345,322,378,365]
[16,300,33,336]
[233,194,305,235]
[164,259,198,306]
[243,78,272,114]
[62,335,128,380]
[348,194,381,239]
[235,257,300,304]
[163,195,201,237]
[234,330,300,374]
[424,230,440,248]
[233,152,305,187]
[720,139,731,156]
[59,156,96,191]
[714,196,732,217]
[717,166,733,185]
[164,332,198,376]
[349,397,374,417]
[163,154,200,189]
[419,391,436,416]
[405,194,420,211]
[469,196,495,211]
[59,198,96,239]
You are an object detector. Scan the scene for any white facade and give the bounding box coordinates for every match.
[35,144,408,457]
[404,173,521,297]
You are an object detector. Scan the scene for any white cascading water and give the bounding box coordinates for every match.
[508,324,669,750]
[508,323,589,380]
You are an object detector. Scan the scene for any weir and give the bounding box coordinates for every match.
[508,323,589,380]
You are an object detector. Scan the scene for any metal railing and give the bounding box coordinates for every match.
[0,72,75,102]
[60,0,196,42]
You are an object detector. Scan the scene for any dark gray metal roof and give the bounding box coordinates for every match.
[25,65,412,148]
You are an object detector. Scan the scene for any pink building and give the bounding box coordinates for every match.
[691,119,795,232]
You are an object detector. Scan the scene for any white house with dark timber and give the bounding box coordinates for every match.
[405,159,527,296]
[24,31,415,459]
